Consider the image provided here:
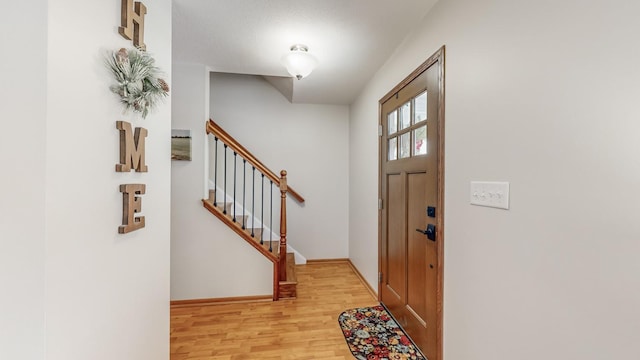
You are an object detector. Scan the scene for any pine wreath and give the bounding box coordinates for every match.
[105,48,169,118]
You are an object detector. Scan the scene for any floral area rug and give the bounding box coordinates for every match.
[338,305,426,360]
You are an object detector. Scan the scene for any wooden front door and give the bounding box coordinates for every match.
[379,47,444,360]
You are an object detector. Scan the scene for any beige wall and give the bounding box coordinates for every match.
[210,73,350,260]
[45,0,172,358]
[171,64,274,300]
[171,71,350,300]
[0,0,172,359]
[0,2,47,359]
[349,0,640,358]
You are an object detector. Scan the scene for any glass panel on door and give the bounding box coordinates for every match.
[388,111,398,135]
[399,132,410,159]
[399,102,411,130]
[388,137,398,160]
[413,125,427,155]
[414,91,427,124]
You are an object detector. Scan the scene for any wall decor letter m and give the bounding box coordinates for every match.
[116,121,148,172]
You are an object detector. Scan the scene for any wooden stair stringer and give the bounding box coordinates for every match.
[202,198,297,300]
[202,199,278,264]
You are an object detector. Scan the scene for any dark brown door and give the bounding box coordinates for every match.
[379,48,444,360]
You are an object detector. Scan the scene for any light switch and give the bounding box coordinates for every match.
[470,181,510,209]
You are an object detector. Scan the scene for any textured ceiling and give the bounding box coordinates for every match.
[173,0,438,105]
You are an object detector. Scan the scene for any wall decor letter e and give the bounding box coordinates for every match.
[119,184,145,233]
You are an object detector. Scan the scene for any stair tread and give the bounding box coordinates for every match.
[217,202,233,214]
[260,240,279,253]
[210,200,248,226]
[208,198,274,241]
[232,215,247,226]
[247,228,263,240]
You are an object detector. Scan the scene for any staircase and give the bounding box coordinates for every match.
[202,119,303,300]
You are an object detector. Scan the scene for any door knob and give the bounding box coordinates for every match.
[416,224,436,241]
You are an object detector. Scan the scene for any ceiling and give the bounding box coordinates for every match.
[172,0,438,105]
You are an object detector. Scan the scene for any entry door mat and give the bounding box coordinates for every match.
[338,304,426,360]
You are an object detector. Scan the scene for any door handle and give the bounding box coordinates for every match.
[416,224,436,241]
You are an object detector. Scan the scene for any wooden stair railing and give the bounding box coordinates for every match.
[206,120,305,203]
[203,119,305,300]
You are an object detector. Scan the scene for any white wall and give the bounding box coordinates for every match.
[349,0,640,358]
[171,64,273,300]
[0,2,47,359]
[44,1,171,359]
[210,73,350,260]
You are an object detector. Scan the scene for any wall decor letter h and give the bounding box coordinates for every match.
[119,0,147,50]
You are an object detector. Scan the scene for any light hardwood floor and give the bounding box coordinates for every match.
[171,261,378,359]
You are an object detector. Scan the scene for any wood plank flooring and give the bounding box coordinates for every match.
[170,261,378,359]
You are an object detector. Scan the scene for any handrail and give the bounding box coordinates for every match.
[206,119,305,203]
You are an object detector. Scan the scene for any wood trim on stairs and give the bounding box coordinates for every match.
[202,199,279,263]
[170,295,273,308]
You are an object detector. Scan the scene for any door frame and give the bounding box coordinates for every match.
[378,45,445,360]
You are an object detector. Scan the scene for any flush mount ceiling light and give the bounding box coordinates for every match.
[281,44,318,80]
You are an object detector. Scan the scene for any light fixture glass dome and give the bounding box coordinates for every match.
[281,44,318,80]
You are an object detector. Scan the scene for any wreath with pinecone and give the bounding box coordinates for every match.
[105,48,169,118]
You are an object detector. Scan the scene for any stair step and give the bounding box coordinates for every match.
[216,202,233,214]
[226,214,247,226]
[214,201,247,224]
[260,240,279,254]
[247,227,263,240]
[209,195,276,240]
[235,215,248,228]
[215,201,228,213]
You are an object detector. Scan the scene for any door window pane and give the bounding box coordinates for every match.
[413,125,427,155]
[414,91,427,124]
[399,132,410,158]
[388,137,397,160]
[399,102,411,130]
[387,111,397,135]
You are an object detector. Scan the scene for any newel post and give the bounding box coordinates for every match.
[278,170,288,281]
